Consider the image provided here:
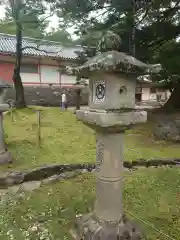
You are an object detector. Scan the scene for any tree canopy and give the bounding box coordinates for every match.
[0,0,56,108]
[54,0,180,110]
[55,0,180,60]
[0,0,51,38]
[44,29,73,44]
[1,0,180,110]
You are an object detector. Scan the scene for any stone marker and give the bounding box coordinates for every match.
[35,109,42,147]
[32,109,44,147]
[70,51,160,239]
[0,80,13,164]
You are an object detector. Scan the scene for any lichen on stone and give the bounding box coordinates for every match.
[73,51,160,76]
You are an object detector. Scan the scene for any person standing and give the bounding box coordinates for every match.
[157,92,162,106]
[61,92,68,110]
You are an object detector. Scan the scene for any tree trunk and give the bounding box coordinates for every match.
[131,0,136,57]
[162,82,180,111]
[13,21,26,109]
[75,88,81,110]
[128,0,136,57]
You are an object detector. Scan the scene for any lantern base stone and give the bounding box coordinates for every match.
[70,213,143,240]
[0,150,13,165]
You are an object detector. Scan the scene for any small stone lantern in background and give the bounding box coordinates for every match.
[74,75,82,111]
[0,80,13,165]
[74,75,89,111]
[71,51,159,239]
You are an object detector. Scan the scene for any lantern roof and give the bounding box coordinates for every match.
[74,51,161,76]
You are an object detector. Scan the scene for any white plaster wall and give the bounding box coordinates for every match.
[40,59,59,66]
[167,90,171,99]
[40,65,60,84]
[156,89,165,100]
[142,88,171,102]
[160,92,166,100]
[60,74,76,85]
[141,88,150,101]
[21,73,40,83]
[149,93,157,101]
[81,78,89,85]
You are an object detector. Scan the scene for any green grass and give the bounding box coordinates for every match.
[4,107,95,171]
[0,168,179,239]
[3,107,180,172]
[0,107,180,239]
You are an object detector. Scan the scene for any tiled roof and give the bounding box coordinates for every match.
[0,33,82,60]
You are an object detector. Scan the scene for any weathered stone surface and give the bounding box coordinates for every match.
[75,51,159,75]
[71,213,143,240]
[8,185,21,194]
[153,115,180,142]
[0,172,24,188]
[0,161,179,189]
[21,181,41,191]
[0,151,13,165]
[88,73,136,110]
[5,86,89,107]
[0,189,8,195]
[0,165,86,188]
[23,165,60,182]
[59,170,81,179]
[76,110,147,133]
[0,103,9,112]
[0,165,84,188]
[23,164,83,182]
[42,171,81,184]
[42,174,61,184]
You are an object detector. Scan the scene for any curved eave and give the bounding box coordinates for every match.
[0,51,78,61]
[72,65,152,78]
[73,51,161,78]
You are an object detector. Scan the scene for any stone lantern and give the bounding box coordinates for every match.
[71,51,159,239]
[0,80,13,164]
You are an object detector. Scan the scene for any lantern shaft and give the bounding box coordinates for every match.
[95,132,124,222]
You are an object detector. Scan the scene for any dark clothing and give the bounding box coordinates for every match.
[61,102,68,110]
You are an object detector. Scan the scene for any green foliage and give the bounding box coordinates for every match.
[0,0,50,38]
[0,20,16,35]
[54,0,180,91]
[155,41,180,76]
[97,30,122,52]
[44,29,73,44]
[0,20,48,38]
[55,0,154,55]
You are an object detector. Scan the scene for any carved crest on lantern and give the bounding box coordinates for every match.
[93,80,106,103]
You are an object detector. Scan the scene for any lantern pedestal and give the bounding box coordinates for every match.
[71,109,147,240]
[71,213,143,240]
[0,150,13,165]
[0,103,13,164]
